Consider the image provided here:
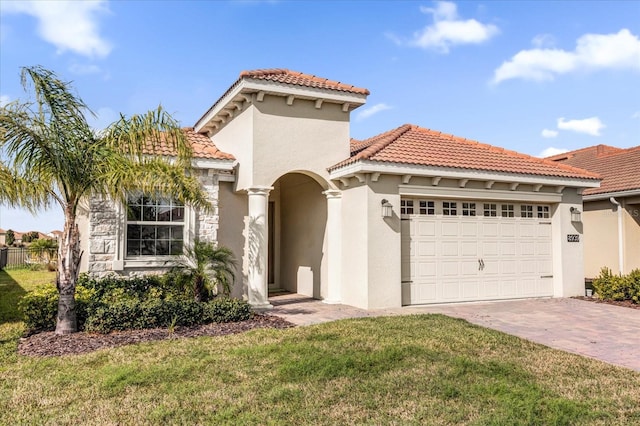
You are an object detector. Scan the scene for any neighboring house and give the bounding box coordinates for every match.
[78,69,600,309]
[548,145,640,278]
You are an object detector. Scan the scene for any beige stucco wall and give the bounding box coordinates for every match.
[340,175,403,309]
[276,173,328,298]
[583,197,640,277]
[551,188,585,297]
[212,94,350,191]
[583,200,620,277]
[623,201,640,273]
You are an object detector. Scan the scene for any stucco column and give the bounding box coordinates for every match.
[323,189,342,304]
[247,186,273,310]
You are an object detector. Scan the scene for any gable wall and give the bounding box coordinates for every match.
[251,95,350,188]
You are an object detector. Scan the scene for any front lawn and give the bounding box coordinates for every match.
[1,270,639,425]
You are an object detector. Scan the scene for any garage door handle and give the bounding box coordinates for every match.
[540,275,553,278]
[478,259,485,271]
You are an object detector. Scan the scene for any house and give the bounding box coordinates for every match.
[548,145,640,278]
[78,69,600,309]
[0,228,5,246]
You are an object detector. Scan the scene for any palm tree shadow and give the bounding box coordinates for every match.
[0,270,27,324]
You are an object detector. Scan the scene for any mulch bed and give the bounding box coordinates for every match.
[18,314,294,358]
[572,296,640,310]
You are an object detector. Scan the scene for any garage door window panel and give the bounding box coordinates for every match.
[483,203,497,217]
[443,201,458,216]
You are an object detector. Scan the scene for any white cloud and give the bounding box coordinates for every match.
[2,0,111,58]
[390,1,499,53]
[632,111,640,119]
[557,117,605,136]
[531,34,556,49]
[538,147,569,158]
[0,95,10,107]
[356,103,393,121]
[493,29,640,84]
[541,129,558,138]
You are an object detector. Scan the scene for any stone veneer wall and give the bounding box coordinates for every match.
[196,170,220,243]
[85,169,221,277]
[86,195,119,275]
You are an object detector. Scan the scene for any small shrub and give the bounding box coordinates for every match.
[628,269,640,304]
[19,283,95,332]
[205,298,252,323]
[592,267,639,303]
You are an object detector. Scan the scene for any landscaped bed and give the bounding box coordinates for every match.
[17,314,293,357]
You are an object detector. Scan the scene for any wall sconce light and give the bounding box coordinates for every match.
[381,199,393,218]
[570,207,582,222]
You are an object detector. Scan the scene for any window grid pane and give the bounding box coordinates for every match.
[484,203,497,217]
[462,202,476,217]
[401,199,414,215]
[126,194,184,257]
[521,205,534,218]
[419,200,435,215]
[537,205,550,218]
[443,201,457,216]
[501,204,515,218]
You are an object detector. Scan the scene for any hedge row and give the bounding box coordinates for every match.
[19,274,252,333]
[592,268,640,304]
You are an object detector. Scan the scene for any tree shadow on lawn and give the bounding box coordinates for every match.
[0,269,28,324]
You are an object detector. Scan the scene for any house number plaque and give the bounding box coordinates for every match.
[567,234,580,242]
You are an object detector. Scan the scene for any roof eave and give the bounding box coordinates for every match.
[329,160,601,188]
[583,188,640,201]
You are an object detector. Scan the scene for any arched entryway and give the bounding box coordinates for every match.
[269,172,328,298]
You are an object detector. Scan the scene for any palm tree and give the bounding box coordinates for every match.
[168,240,237,302]
[0,66,209,334]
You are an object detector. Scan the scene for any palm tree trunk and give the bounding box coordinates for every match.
[55,207,83,334]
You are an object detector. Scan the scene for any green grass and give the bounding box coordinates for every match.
[1,270,639,425]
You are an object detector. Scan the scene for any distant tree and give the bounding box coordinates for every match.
[6,229,15,246]
[28,237,58,265]
[0,66,210,334]
[22,231,40,243]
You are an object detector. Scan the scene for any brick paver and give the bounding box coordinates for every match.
[269,294,640,371]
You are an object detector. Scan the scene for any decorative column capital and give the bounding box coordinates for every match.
[323,189,342,199]
[247,186,273,196]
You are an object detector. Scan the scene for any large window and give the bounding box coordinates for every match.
[126,194,184,256]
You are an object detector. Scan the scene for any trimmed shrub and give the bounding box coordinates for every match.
[592,267,640,303]
[205,298,252,323]
[21,274,253,333]
[19,283,94,332]
[628,269,640,304]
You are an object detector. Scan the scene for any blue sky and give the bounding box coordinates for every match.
[1,0,639,233]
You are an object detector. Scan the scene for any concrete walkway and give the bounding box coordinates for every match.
[269,294,640,372]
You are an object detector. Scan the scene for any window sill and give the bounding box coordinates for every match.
[123,256,184,269]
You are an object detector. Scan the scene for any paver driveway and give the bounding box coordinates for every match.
[270,294,640,371]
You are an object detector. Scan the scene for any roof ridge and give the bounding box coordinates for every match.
[351,124,413,161]
[409,125,600,179]
[546,144,623,160]
[239,68,370,95]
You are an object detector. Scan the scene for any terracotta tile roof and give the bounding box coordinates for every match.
[143,128,235,160]
[239,69,370,95]
[547,145,640,195]
[332,124,600,180]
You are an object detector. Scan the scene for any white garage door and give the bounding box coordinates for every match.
[401,199,553,305]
